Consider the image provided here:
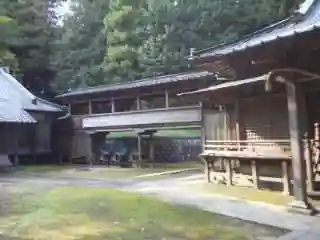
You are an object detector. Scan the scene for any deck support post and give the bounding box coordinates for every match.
[282,160,290,195]
[111,97,115,113]
[206,158,212,182]
[165,89,169,108]
[285,80,314,214]
[304,136,314,193]
[200,102,206,152]
[225,158,232,186]
[251,160,258,189]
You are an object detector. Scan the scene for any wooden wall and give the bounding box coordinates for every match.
[239,94,289,141]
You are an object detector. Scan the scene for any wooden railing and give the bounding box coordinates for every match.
[204,140,292,159]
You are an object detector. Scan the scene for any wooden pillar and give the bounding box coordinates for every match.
[251,160,258,189]
[88,100,92,114]
[149,133,155,167]
[111,97,115,113]
[137,95,141,110]
[91,132,107,165]
[204,156,212,182]
[285,80,313,213]
[225,158,232,186]
[282,160,290,195]
[13,125,20,166]
[304,134,313,193]
[235,99,241,150]
[165,89,169,108]
[200,102,206,152]
[137,134,142,168]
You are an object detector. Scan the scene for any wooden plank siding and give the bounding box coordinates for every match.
[239,94,289,150]
[202,93,292,193]
[80,106,202,130]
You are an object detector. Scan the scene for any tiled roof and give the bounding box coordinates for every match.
[0,68,63,123]
[57,71,215,98]
[0,101,36,123]
[194,0,320,59]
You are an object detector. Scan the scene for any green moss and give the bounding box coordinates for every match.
[0,186,285,240]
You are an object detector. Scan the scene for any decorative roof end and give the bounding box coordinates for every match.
[296,0,316,15]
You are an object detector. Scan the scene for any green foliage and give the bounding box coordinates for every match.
[103,0,147,83]
[0,0,62,97]
[53,0,303,92]
[52,0,109,91]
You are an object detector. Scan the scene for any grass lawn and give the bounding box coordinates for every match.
[194,183,294,206]
[0,184,286,240]
[0,161,204,180]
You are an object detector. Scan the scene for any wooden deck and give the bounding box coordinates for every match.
[201,140,292,194]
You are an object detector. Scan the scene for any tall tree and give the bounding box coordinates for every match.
[2,0,62,97]
[138,0,304,77]
[103,0,147,83]
[52,0,109,92]
[0,1,19,70]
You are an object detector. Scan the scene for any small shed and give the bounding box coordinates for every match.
[0,67,64,165]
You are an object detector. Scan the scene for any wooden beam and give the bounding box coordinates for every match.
[285,80,313,213]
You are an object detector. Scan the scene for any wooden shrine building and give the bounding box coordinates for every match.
[56,71,216,165]
[181,0,320,214]
[0,67,64,165]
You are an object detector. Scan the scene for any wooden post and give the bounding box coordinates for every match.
[165,89,169,108]
[251,160,258,189]
[282,160,290,195]
[137,95,141,110]
[304,133,313,193]
[88,100,92,114]
[13,125,20,166]
[200,102,206,152]
[285,80,313,213]
[149,133,154,167]
[235,99,241,150]
[137,134,142,168]
[205,157,212,182]
[111,97,115,113]
[225,158,232,186]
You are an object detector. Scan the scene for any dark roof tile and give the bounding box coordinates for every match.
[57,71,215,98]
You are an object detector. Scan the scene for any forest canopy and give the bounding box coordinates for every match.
[0,0,303,95]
